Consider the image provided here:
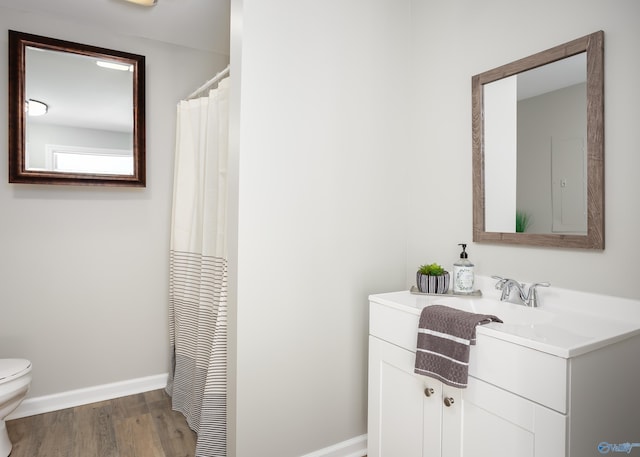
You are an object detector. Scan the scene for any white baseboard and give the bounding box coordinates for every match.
[300,434,367,457]
[8,373,168,420]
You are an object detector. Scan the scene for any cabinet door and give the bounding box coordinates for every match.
[442,377,566,457]
[441,387,462,457]
[368,336,442,457]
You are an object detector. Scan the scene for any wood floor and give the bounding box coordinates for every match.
[6,389,196,457]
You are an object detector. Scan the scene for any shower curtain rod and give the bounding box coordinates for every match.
[187,64,230,100]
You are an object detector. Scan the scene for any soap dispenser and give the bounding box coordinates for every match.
[453,243,475,294]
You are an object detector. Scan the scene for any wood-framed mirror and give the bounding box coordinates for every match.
[472,31,604,249]
[8,30,146,187]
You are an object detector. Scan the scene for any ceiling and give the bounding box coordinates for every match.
[7,0,230,138]
[1,0,230,55]
[26,45,136,133]
[517,53,586,100]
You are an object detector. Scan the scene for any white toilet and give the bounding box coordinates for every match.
[0,359,32,457]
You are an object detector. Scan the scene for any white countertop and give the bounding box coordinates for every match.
[369,290,640,358]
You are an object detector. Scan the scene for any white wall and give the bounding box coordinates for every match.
[229,2,640,455]
[0,6,228,398]
[484,75,517,233]
[408,0,640,300]
[228,0,411,455]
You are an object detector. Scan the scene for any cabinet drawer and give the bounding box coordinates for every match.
[470,334,568,413]
[370,299,569,413]
[370,301,420,352]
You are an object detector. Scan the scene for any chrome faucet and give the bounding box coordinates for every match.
[492,276,550,308]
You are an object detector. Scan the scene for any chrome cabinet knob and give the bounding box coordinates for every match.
[424,387,434,397]
[444,396,455,407]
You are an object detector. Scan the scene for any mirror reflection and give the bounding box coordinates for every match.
[25,47,135,175]
[484,53,587,235]
[9,30,146,186]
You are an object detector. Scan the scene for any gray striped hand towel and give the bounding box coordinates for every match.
[414,305,502,388]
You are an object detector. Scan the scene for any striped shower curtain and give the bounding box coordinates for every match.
[167,78,229,457]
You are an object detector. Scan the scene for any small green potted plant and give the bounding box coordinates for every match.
[416,263,450,294]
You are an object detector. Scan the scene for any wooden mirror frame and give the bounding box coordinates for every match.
[8,30,146,187]
[472,31,604,249]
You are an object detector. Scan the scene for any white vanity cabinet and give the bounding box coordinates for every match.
[368,291,640,457]
[368,335,564,457]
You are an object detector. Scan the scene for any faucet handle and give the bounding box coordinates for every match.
[527,282,550,307]
[491,275,508,289]
[492,276,519,301]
